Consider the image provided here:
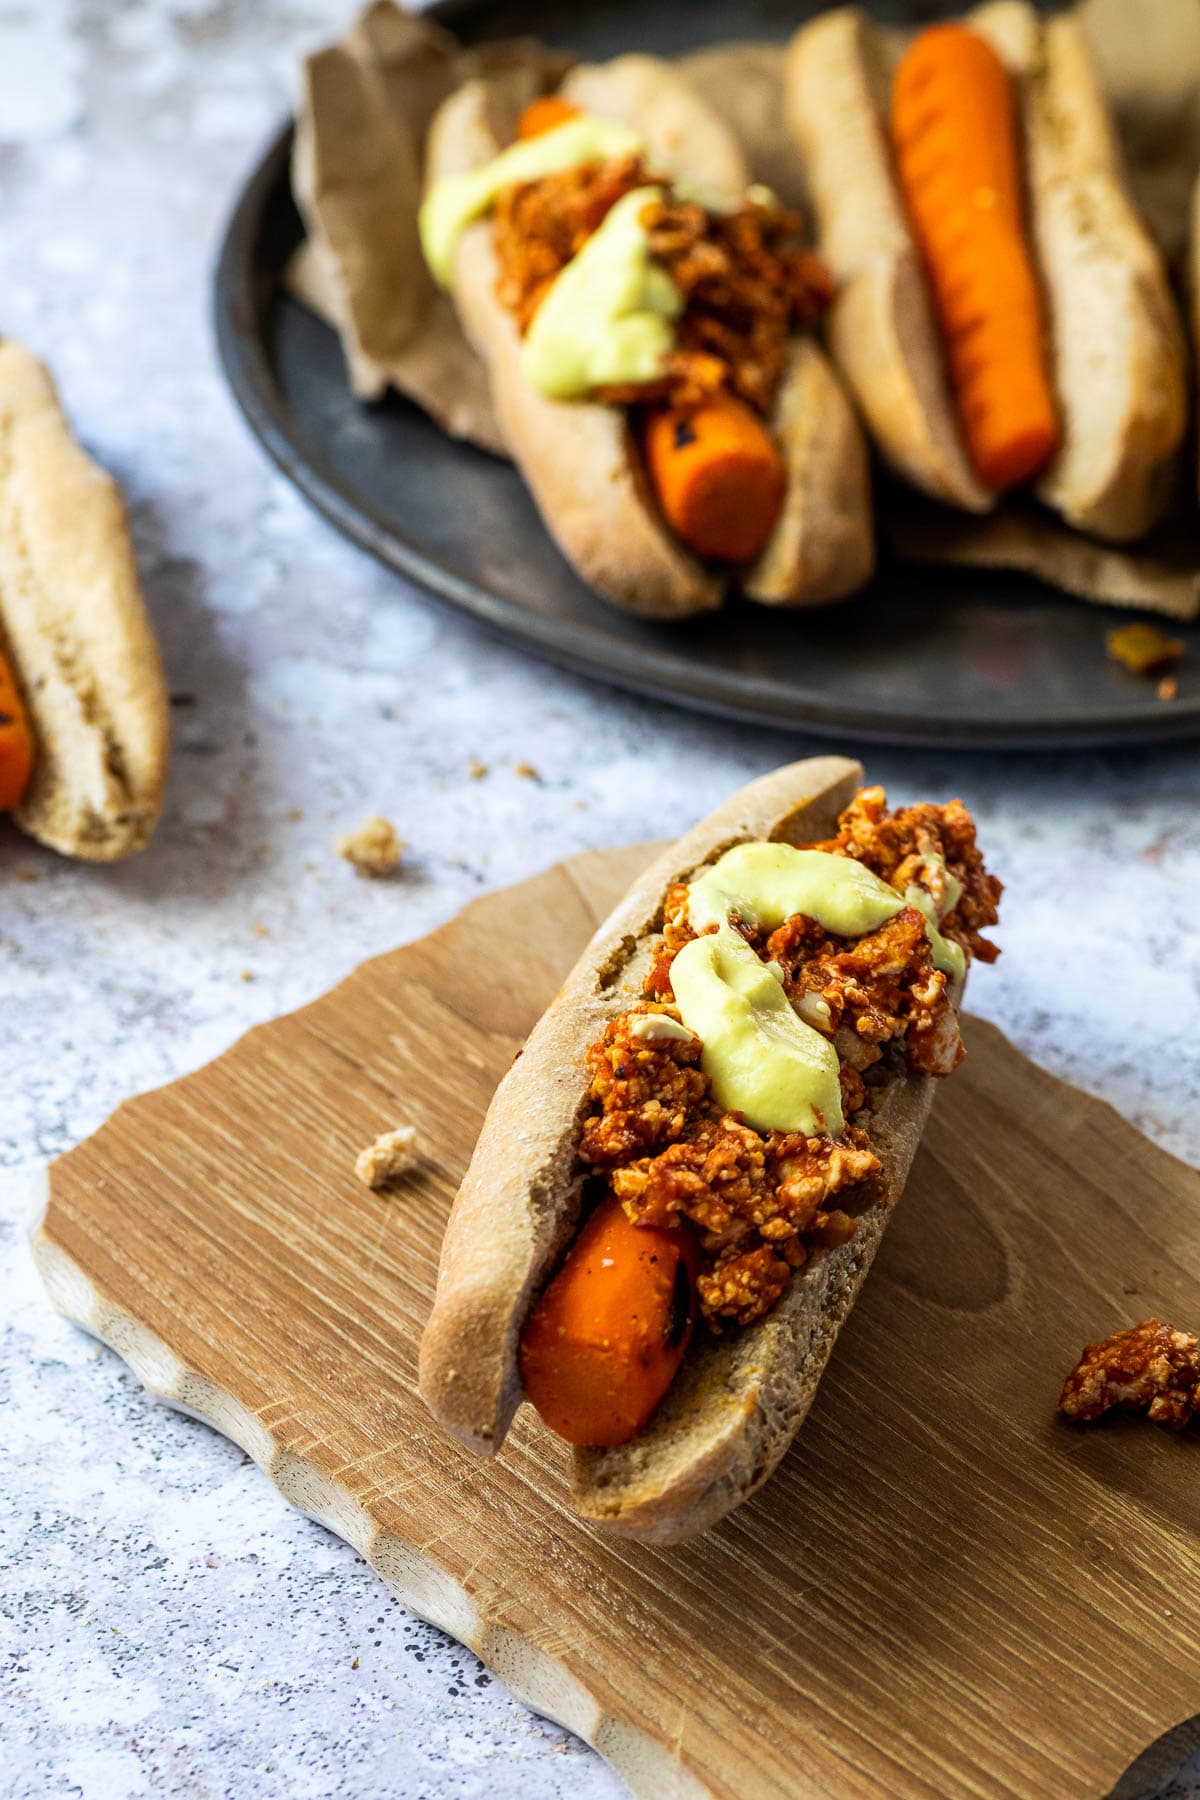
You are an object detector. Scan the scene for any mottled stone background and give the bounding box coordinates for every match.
[1,1,1198,1796]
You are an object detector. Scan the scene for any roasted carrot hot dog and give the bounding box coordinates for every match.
[518,94,787,565]
[519,1193,699,1447]
[421,760,1002,1541]
[891,22,1060,492]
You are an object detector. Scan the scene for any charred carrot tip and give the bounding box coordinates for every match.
[516,95,583,140]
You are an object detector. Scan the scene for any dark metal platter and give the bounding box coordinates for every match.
[213,0,1199,749]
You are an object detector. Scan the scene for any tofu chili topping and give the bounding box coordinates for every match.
[492,155,834,417]
[576,788,1001,1331]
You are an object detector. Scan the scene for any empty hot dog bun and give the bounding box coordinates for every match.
[420,756,967,1542]
[787,4,1187,542]
[0,342,169,860]
[424,57,872,616]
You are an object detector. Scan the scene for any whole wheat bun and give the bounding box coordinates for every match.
[424,56,873,615]
[0,342,169,860]
[746,336,875,605]
[420,755,965,1543]
[786,4,1187,542]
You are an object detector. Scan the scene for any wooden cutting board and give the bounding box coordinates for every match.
[31,844,1200,1800]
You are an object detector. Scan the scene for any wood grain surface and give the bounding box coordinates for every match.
[31,844,1200,1800]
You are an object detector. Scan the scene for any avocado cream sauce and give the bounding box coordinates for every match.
[419,115,644,287]
[522,187,682,398]
[670,926,845,1137]
[671,842,966,1136]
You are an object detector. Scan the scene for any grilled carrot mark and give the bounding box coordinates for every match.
[892,23,1060,491]
[0,648,34,811]
[643,393,786,563]
[519,1192,700,1446]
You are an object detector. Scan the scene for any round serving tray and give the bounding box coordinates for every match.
[213,0,1199,749]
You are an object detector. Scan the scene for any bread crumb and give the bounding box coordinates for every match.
[336,816,404,878]
[513,760,538,780]
[252,921,270,939]
[288,807,304,822]
[355,1125,418,1189]
[239,969,254,983]
[351,1656,360,1670]
[14,866,39,884]
[467,758,488,779]
[1158,675,1178,702]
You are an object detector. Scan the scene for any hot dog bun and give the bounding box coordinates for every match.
[787,4,1188,542]
[425,57,873,614]
[420,756,960,1543]
[0,342,169,860]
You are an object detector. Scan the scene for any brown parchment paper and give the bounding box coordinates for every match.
[290,2,568,452]
[287,0,1200,615]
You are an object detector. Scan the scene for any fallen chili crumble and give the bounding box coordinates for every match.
[576,789,1002,1331]
[491,154,835,417]
[1060,1320,1200,1429]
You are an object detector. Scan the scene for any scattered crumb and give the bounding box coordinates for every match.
[252,921,271,939]
[14,866,39,884]
[288,807,304,823]
[1106,622,1185,677]
[513,760,538,780]
[351,1656,360,1670]
[1158,675,1178,702]
[355,1125,419,1190]
[239,969,254,983]
[336,815,404,878]
[467,758,488,780]
[205,1553,220,1569]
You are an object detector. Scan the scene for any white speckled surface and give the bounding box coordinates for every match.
[2,3,1199,1796]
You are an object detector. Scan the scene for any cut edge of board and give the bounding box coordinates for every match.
[26,1169,707,1800]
